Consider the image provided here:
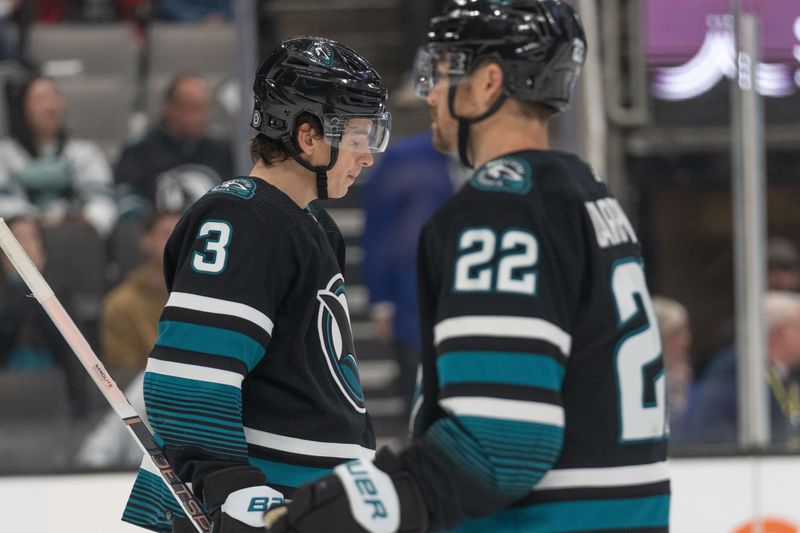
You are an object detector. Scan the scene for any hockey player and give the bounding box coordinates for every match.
[263,1,670,532]
[121,36,391,533]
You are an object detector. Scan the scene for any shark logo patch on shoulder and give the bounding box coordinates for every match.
[471,156,532,195]
[210,177,256,199]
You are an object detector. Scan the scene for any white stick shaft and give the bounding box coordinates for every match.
[0,218,211,532]
[0,217,53,299]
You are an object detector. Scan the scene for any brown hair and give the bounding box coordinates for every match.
[250,113,323,165]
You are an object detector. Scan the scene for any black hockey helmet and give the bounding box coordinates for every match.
[251,36,391,199]
[412,0,586,166]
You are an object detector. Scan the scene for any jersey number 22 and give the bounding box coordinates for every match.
[454,228,538,295]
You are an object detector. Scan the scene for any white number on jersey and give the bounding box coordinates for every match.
[612,260,667,442]
[454,228,538,295]
[192,220,232,274]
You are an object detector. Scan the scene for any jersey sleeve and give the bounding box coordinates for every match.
[125,202,292,527]
[400,192,585,529]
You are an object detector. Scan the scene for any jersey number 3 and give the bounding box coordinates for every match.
[192,220,232,275]
[454,228,538,295]
[612,260,667,442]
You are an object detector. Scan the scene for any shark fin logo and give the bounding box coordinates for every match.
[317,275,365,412]
[210,177,256,199]
[471,156,532,195]
[307,42,334,67]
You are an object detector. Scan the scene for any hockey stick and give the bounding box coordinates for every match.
[0,218,212,533]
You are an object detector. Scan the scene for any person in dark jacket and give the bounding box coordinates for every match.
[115,73,233,215]
[690,291,800,446]
[361,130,465,406]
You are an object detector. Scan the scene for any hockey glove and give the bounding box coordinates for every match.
[263,447,428,533]
[202,464,285,533]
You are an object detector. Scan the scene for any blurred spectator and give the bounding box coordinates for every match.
[116,73,230,216]
[0,215,87,417]
[152,0,231,23]
[0,75,117,237]
[361,130,467,405]
[0,0,33,62]
[652,296,695,441]
[690,291,800,446]
[705,236,800,367]
[100,209,180,374]
[768,237,800,292]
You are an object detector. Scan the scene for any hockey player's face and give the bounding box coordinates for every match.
[427,53,504,156]
[326,120,375,198]
[426,58,459,154]
[427,55,489,155]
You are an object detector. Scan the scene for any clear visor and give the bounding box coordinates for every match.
[412,45,473,98]
[323,112,392,153]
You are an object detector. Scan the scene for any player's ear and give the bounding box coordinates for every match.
[295,122,317,156]
[481,62,504,105]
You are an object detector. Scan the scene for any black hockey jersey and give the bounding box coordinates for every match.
[122,177,375,532]
[401,150,669,532]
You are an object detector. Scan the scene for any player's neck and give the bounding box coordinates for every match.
[469,114,550,169]
[250,160,318,208]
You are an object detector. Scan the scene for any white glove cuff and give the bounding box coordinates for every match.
[222,485,285,528]
[334,459,401,533]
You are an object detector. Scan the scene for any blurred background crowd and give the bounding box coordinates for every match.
[1,0,800,477]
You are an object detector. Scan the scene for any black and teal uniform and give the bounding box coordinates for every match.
[122,177,374,532]
[402,150,670,532]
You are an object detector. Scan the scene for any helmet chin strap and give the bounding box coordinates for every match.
[448,85,507,169]
[280,134,341,200]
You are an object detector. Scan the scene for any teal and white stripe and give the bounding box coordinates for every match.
[439,396,564,427]
[534,461,670,490]
[156,321,265,370]
[426,416,563,500]
[166,291,274,335]
[437,350,564,390]
[143,372,248,457]
[244,427,375,461]
[146,358,244,388]
[434,316,572,356]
